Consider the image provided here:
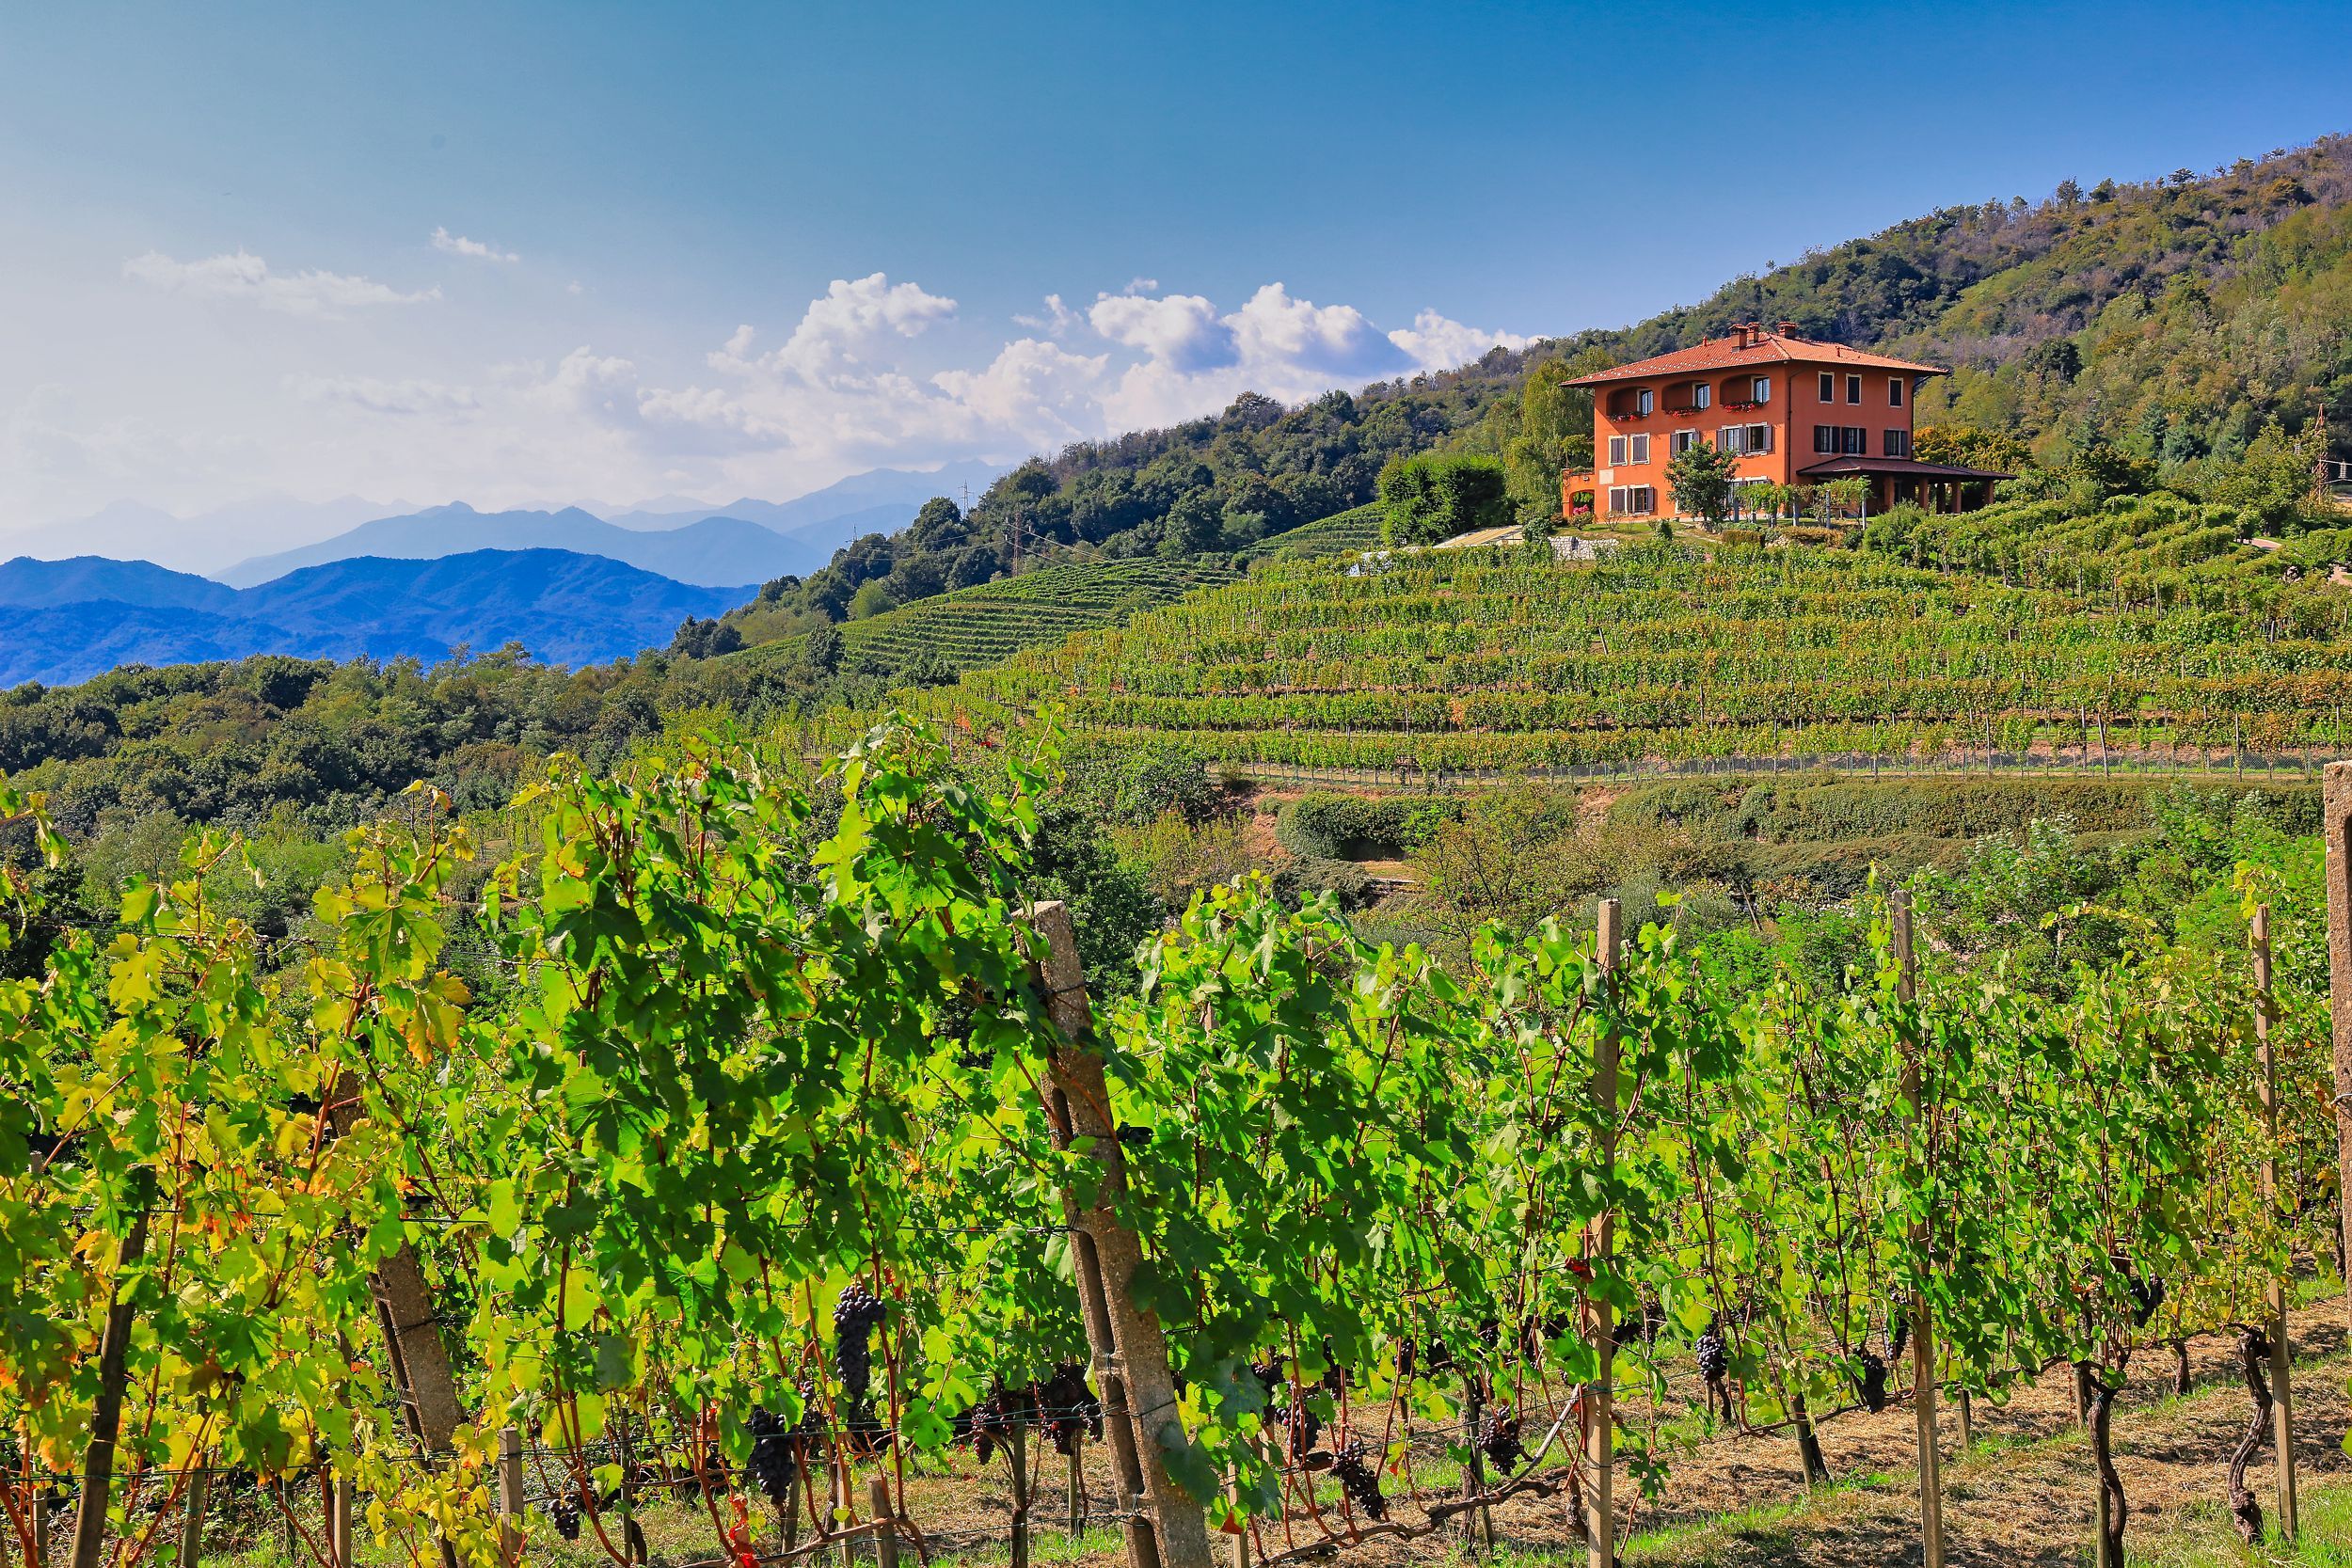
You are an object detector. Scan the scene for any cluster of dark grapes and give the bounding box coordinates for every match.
[834,1283,888,1402]
[1889,1307,1910,1361]
[960,1382,1035,1465]
[1249,1361,1330,1467]
[1329,1441,1387,1521]
[1694,1320,1734,1419]
[1033,1362,1103,1457]
[551,1496,582,1542]
[746,1405,818,1502]
[1694,1324,1729,1384]
[1856,1353,1889,1414]
[1475,1410,1525,1475]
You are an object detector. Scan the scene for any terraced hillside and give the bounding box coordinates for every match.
[1235,500,1385,562]
[872,540,2352,772]
[737,557,1238,679]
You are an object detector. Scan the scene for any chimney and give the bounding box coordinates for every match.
[1775,319,1798,338]
[1734,322,1756,347]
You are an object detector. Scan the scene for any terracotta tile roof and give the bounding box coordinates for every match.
[1567,330,1946,387]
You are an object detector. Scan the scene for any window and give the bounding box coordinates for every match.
[1627,433,1650,465]
[1813,425,1868,455]
[1715,423,1773,456]
[1607,485,1655,515]
[1888,376,1905,408]
[1883,428,1912,458]
[1634,388,1653,416]
[1818,372,1836,402]
[1751,375,1772,404]
[1670,429,1700,455]
[1607,436,1626,466]
[1846,374,1863,404]
[1692,384,1711,410]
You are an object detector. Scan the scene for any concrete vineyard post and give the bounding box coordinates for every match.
[2325,764,2352,1341]
[326,1093,465,1454]
[1025,901,1216,1568]
[1891,888,1947,1568]
[1584,899,1621,1568]
[2253,905,2299,1541]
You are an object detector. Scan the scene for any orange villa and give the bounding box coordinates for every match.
[1560,322,2010,521]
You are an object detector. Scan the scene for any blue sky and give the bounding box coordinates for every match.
[2,0,2346,537]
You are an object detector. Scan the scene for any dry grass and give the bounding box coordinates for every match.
[184,1298,2349,1568]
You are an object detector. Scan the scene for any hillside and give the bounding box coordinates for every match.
[730,557,1241,683]
[0,549,751,687]
[220,504,815,589]
[859,521,2352,776]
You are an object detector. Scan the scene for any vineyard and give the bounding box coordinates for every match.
[3,720,2347,1568]
[736,560,1240,680]
[847,541,2352,775]
[1235,505,1386,565]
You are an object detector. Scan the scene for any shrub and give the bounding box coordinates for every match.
[1274,792,1463,860]
[1377,453,1510,546]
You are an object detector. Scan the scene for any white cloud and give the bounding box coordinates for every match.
[123,249,440,317]
[717,272,959,384]
[288,373,479,414]
[1011,293,1083,336]
[15,261,1537,531]
[1226,283,1403,378]
[1089,291,1235,373]
[1389,309,1532,371]
[431,226,520,263]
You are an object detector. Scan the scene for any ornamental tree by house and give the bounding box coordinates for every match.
[1664,441,1740,531]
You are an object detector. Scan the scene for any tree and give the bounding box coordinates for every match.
[1664,440,1740,530]
[849,579,898,619]
[1377,453,1511,546]
[2055,178,2083,207]
[803,623,844,675]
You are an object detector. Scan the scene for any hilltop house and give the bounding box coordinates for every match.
[1559,323,2010,521]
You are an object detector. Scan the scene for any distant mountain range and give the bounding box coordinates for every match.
[219,505,813,590]
[0,551,750,686]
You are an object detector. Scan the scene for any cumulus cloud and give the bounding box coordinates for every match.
[1389,309,1533,371]
[716,272,959,384]
[431,227,520,263]
[1088,291,1235,373]
[123,249,440,317]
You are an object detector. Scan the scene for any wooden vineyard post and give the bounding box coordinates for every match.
[173,1465,209,1568]
[1583,899,1622,1568]
[1008,1421,1032,1568]
[1025,902,1216,1568]
[331,1467,353,1568]
[498,1429,524,1563]
[1069,1447,1085,1540]
[2253,903,2299,1542]
[867,1475,898,1568]
[2326,764,2352,1340]
[1890,889,1947,1568]
[69,1201,151,1568]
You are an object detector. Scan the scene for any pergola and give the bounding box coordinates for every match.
[1798,455,2012,515]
